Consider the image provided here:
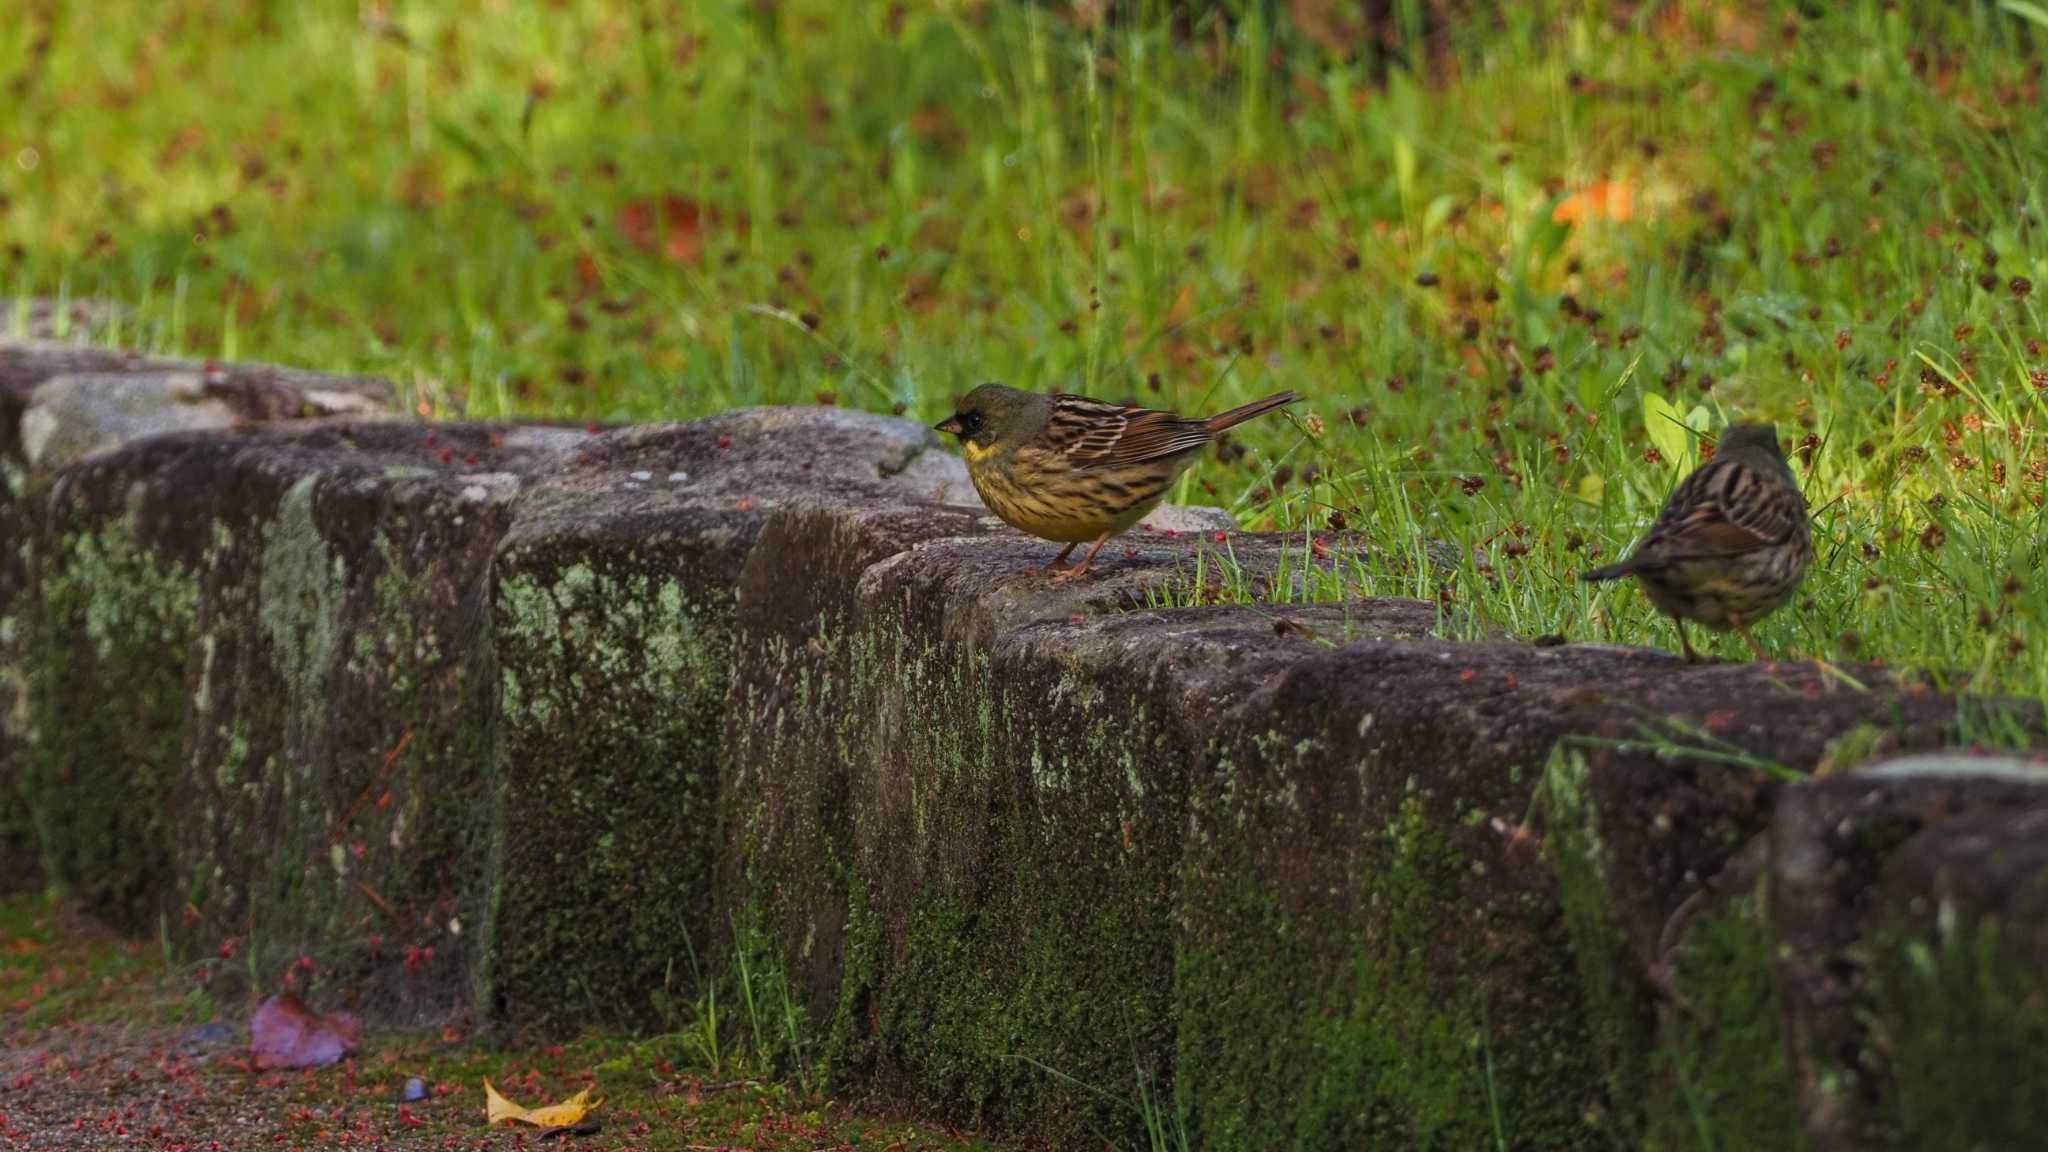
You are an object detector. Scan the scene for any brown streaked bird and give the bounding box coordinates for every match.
[935,382,1300,581]
[1580,422,1813,662]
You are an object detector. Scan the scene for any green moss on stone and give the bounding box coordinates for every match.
[876,892,1018,1118]
[1545,745,1812,1151]
[492,557,734,1029]
[1649,896,1807,1152]
[1,602,30,889]
[1179,748,1606,1150]
[139,483,501,1020]
[1543,745,1656,1126]
[257,473,345,768]
[733,617,1183,1147]
[25,517,199,929]
[1871,913,2048,1151]
[877,631,1177,1144]
[821,879,883,1083]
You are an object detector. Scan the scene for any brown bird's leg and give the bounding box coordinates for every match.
[1034,541,1080,574]
[1730,613,1770,662]
[1049,531,1113,584]
[1677,621,1700,664]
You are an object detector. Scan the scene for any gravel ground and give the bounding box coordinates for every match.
[1,898,1013,1152]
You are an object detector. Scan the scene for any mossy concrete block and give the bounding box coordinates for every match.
[1,343,391,898]
[722,500,998,1060]
[851,527,1391,649]
[18,369,386,476]
[0,338,390,412]
[1540,674,2020,1148]
[488,409,975,1031]
[1872,801,2048,1152]
[1180,645,2021,1150]
[1,375,37,891]
[728,503,1430,1144]
[1771,754,2048,1152]
[1182,639,1615,1150]
[26,420,579,1020]
[22,496,198,923]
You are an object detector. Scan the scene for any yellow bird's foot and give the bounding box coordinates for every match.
[1045,531,1113,584]
[1030,541,1080,575]
[1047,561,1095,585]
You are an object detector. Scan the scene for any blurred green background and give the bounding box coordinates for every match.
[3,0,2044,687]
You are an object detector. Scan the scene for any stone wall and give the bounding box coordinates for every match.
[1,340,384,902]
[3,336,2043,1149]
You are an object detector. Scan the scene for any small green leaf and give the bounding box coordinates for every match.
[1642,391,1692,473]
[1392,134,1416,204]
[1421,194,1458,236]
[2000,0,2048,31]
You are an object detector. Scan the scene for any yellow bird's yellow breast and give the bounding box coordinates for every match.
[960,441,1177,544]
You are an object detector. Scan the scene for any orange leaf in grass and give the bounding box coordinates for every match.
[1162,281,1196,327]
[1552,179,1636,224]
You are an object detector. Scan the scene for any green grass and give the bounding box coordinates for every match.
[2,0,2044,687]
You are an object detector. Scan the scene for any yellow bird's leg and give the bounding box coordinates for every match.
[1730,613,1770,662]
[1033,541,1080,574]
[1049,532,1113,584]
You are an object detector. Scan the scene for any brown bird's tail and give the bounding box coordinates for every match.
[1579,558,1642,582]
[1203,390,1300,432]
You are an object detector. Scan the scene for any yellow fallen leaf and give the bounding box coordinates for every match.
[484,1078,604,1127]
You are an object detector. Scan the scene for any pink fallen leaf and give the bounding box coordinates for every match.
[249,993,359,1068]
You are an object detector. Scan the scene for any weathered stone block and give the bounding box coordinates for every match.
[1541,678,2028,1149]
[487,409,976,1030]
[1771,754,2048,1152]
[0,379,35,891]
[1180,648,2025,1150]
[727,505,1428,1144]
[25,421,577,1019]
[1,339,389,898]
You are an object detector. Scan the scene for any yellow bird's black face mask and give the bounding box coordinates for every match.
[934,410,986,445]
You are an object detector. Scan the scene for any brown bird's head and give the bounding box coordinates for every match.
[1716,422,1796,482]
[935,382,1052,452]
[1717,423,1781,456]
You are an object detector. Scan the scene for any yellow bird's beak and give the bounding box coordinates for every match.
[934,416,965,437]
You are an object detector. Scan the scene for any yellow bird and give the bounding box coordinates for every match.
[936,382,1299,580]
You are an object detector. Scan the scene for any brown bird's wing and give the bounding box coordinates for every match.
[1043,394,1217,467]
[1633,455,1804,565]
